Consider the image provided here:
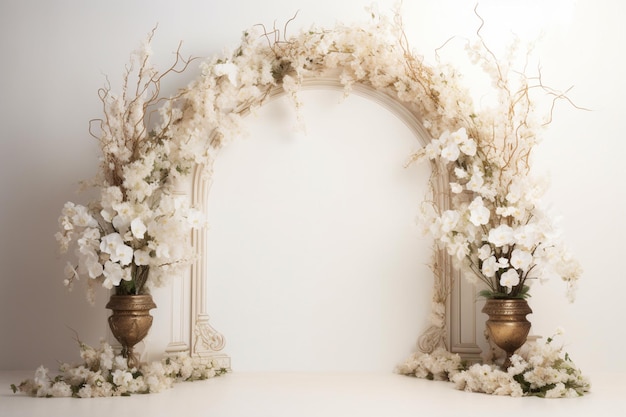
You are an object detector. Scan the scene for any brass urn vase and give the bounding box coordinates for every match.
[482,298,532,369]
[106,294,157,368]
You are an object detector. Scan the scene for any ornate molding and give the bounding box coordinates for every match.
[193,314,226,353]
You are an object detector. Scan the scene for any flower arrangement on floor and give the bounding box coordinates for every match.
[397,331,590,398]
[12,339,229,398]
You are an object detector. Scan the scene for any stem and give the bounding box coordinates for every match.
[133,264,150,295]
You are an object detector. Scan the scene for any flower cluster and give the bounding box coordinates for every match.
[395,347,465,381]
[11,340,228,398]
[410,40,582,300]
[452,332,590,397]
[57,193,201,302]
[56,30,204,302]
[398,331,589,398]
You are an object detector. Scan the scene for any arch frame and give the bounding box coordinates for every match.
[172,78,483,367]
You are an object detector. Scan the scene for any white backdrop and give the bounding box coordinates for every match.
[204,89,431,371]
[1,0,625,375]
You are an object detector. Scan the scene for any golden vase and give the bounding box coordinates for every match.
[106,294,157,368]
[482,298,532,369]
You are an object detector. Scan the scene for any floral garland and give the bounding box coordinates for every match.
[397,331,590,398]
[12,340,229,398]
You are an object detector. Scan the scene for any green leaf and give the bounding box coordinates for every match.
[477,289,496,299]
[513,373,531,393]
[517,285,532,299]
[10,384,17,393]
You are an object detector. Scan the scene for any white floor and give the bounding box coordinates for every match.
[1,370,624,417]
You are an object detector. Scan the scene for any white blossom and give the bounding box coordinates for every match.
[468,197,490,226]
[510,248,533,271]
[213,63,239,86]
[481,256,498,278]
[478,244,492,261]
[102,261,130,289]
[100,233,133,266]
[454,167,468,179]
[14,340,228,397]
[134,248,151,266]
[440,210,460,233]
[488,225,515,247]
[466,168,484,192]
[499,268,520,290]
[459,138,477,156]
[441,142,460,162]
[130,217,147,239]
[449,182,463,193]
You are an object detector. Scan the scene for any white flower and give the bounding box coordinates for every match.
[449,127,476,156]
[78,250,103,279]
[100,232,123,253]
[488,225,515,247]
[513,224,540,250]
[478,244,492,261]
[481,256,498,278]
[130,218,147,239]
[102,261,131,289]
[213,63,239,86]
[100,208,115,223]
[448,234,469,260]
[100,233,133,266]
[424,140,441,159]
[468,197,490,226]
[134,248,151,266]
[441,142,460,162]
[466,168,484,192]
[454,167,468,179]
[101,186,123,209]
[510,248,533,271]
[72,205,98,228]
[459,138,477,156]
[496,205,522,219]
[499,268,520,290]
[185,209,205,228]
[450,182,463,193]
[440,210,460,233]
[450,127,468,144]
[33,365,50,388]
[49,381,72,397]
[112,369,133,388]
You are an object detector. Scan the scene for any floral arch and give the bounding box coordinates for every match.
[56,9,580,373]
[148,17,488,365]
[183,77,477,367]
[42,7,591,399]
